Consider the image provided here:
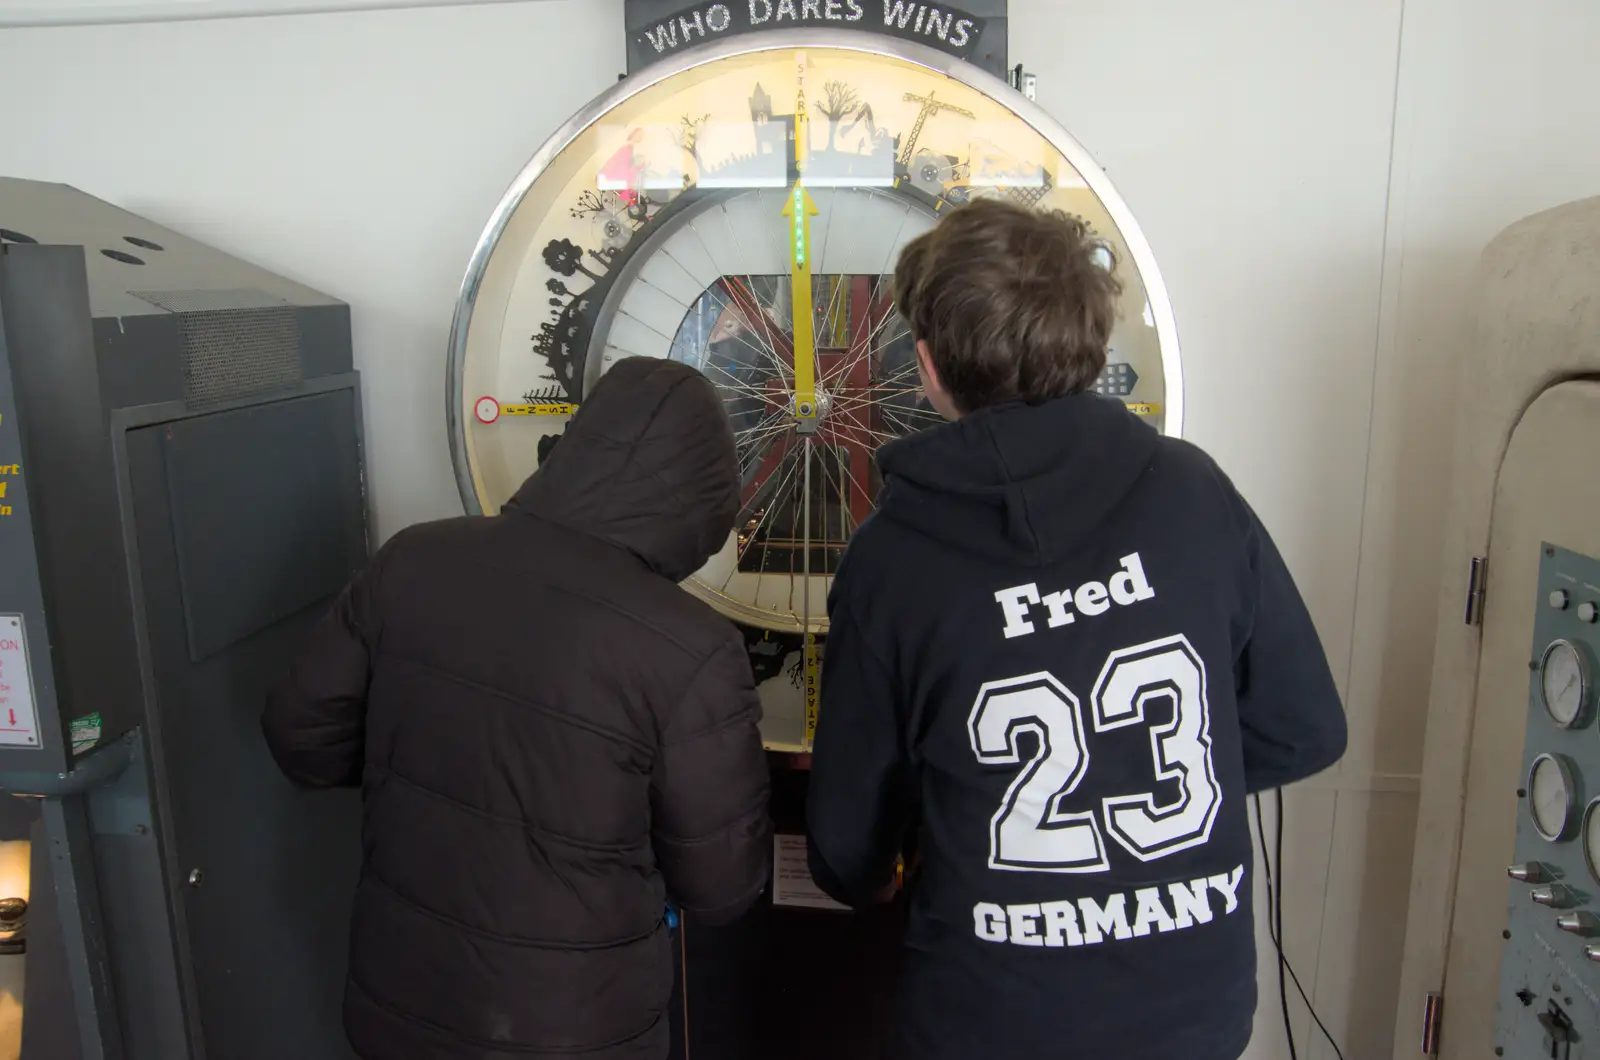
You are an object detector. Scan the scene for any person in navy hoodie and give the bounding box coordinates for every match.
[806,197,1347,1060]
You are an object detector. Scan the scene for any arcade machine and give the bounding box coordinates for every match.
[447,5,1183,1055]
[0,179,369,1058]
[1393,197,1600,1060]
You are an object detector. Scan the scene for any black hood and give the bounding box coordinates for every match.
[875,392,1159,568]
[505,357,740,582]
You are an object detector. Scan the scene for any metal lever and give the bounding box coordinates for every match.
[1538,1001,1574,1059]
[1511,862,1555,883]
[1557,911,1600,936]
[1532,884,1579,908]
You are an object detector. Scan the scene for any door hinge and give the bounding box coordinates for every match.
[1422,991,1443,1055]
[1465,556,1488,626]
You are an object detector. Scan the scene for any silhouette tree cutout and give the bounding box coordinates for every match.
[815,81,861,152]
[671,113,711,166]
[543,238,601,282]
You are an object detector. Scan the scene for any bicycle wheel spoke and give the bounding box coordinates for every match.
[592,188,941,627]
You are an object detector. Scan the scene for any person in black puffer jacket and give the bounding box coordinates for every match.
[262,356,772,1060]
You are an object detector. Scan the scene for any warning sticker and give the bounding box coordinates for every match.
[771,834,848,912]
[0,615,40,747]
[70,712,103,755]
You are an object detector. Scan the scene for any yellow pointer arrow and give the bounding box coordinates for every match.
[782,181,821,420]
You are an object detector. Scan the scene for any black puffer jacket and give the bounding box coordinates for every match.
[263,357,773,1060]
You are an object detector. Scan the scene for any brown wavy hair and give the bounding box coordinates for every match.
[893,197,1122,413]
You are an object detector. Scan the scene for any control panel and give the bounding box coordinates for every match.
[1499,544,1600,1058]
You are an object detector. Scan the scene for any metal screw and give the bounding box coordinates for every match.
[187,869,202,888]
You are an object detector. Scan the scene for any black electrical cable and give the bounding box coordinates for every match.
[1254,792,1297,1060]
[1274,789,1295,1060]
[1252,791,1348,1060]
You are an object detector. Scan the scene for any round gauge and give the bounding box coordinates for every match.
[1540,638,1594,729]
[474,396,501,424]
[1529,753,1580,842]
[447,30,1181,637]
[1583,797,1600,882]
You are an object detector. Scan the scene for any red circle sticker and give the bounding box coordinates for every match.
[474,397,501,424]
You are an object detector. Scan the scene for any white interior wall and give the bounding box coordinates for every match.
[1358,0,1600,1053]
[1008,5,1406,1056]
[0,2,1596,1057]
[0,0,624,538]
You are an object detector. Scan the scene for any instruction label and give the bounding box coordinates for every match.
[771,834,848,911]
[0,616,40,747]
[0,457,17,519]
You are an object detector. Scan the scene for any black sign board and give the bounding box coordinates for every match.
[625,0,1009,81]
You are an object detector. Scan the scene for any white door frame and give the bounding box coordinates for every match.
[1394,195,1600,1058]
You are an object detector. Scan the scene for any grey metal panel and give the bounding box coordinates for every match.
[623,0,1009,79]
[43,792,127,1060]
[0,270,61,771]
[1497,543,1600,1056]
[94,315,186,411]
[130,289,296,314]
[0,245,143,768]
[295,303,356,381]
[93,831,189,1060]
[0,179,340,320]
[125,392,364,1060]
[163,391,366,662]
[963,0,1008,79]
[94,304,353,417]
[87,734,190,1060]
[22,811,84,1060]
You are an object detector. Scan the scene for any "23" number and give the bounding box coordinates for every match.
[967,634,1221,873]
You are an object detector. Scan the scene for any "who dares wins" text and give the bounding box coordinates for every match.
[639,1,983,60]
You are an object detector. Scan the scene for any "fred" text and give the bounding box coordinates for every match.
[993,553,1155,640]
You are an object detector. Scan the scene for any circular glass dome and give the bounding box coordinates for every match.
[448,30,1182,746]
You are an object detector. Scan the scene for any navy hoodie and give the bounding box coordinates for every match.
[805,392,1347,1060]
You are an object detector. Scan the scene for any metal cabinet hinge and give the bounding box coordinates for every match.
[1422,991,1443,1055]
[1465,556,1488,626]
[1009,64,1037,101]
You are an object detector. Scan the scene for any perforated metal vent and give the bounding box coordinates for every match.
[131,288,304,405]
